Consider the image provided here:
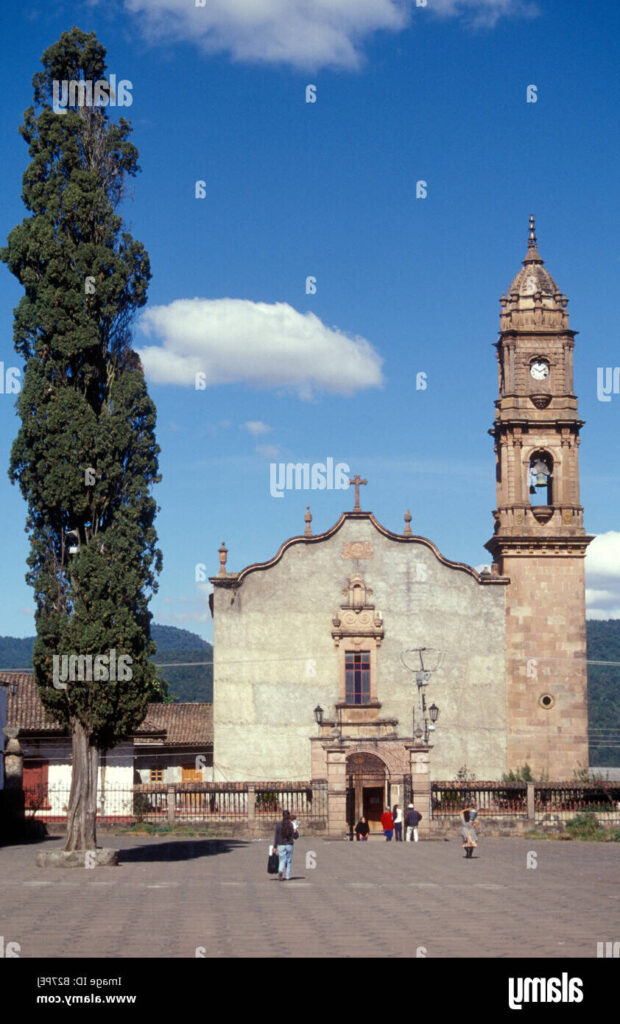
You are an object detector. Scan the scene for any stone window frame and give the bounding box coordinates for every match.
[338,638,380,706]
[344,649,371,705]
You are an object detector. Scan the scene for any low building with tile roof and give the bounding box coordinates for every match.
[0,671,212,819]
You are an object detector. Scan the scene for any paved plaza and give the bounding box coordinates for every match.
[1,834,618,958]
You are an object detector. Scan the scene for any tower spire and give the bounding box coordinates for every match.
[522,212,543,266]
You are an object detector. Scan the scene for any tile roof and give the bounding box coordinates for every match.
[0,672,212,746]
[137,703,213,746]
[0,673,64,734]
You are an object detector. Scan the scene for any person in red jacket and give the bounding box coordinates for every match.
[381,807,394,841]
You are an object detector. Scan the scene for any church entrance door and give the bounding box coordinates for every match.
[363,787,384,827]
[346,752,388,834]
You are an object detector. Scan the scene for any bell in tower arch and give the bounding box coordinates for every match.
[529,452,553,504]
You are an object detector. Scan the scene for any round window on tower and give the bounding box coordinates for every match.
[538,693,555,710]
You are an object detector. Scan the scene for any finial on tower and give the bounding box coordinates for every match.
[522,213,543,266]
[304,506,312,537]
[218,541,228,575]
[403,509,413,536]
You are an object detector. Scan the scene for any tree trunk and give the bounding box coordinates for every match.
[64,720,99,851]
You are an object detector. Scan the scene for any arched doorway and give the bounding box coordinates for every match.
[346,752,389,833]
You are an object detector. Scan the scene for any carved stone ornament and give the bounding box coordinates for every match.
[530,394,552,409]
[342,541,373,559]
[332,573,384,647]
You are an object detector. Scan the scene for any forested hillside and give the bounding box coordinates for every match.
[587,620,620,766]
[0,624,213,704]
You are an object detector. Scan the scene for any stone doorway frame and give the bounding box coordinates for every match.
[319,740,432,836]
[346,750,389,833]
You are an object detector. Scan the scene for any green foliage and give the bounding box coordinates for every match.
[255,791,280,812]
[1,27,162,749]
[151,625,212,702]
[133,792,152,822]
[456,765,476,781]
[502,763,534,783]
[587,620,620,766]
[565,812,606,840]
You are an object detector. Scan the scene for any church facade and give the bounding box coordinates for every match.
[209,220,591,826]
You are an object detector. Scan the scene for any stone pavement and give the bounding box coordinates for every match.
[0,834,618,957]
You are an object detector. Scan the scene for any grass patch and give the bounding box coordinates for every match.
[524,815,620,842]
[118,823,214,837]
[565,812,620,842]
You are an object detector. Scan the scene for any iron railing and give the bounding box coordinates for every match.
[432,781,527,816]
[21,781,328,824]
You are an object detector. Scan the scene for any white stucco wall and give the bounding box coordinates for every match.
[213,516,507,781]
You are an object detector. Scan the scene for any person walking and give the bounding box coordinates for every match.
[274,809,297,880]
[393,803,403,841]
[460,801,478,858]
[355,816,370,841]
[381,806,394,841]
[405,803,422,842]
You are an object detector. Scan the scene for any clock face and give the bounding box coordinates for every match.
[530,360,550,381]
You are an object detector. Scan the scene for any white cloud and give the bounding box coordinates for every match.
[136,298,384,400]
[244,421,272,436]
[586,531,620,620]
[429,0,539,29]
[123,0,536,70]
[255,444,281,459]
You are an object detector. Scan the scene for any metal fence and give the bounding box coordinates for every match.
[534,782,620,817]
[431,781,527,817]
[431,780,620,822]
[22,781,328,825]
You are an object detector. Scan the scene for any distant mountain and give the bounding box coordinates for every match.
[0,624,213,704]
[587,620,620,767]
[152,625,212,703]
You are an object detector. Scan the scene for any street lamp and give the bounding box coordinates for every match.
[401,648,443,744]
[313,705,324,726]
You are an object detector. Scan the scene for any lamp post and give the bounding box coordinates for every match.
[401,648,442,745]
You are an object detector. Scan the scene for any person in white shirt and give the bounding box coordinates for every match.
[392,804,403,841]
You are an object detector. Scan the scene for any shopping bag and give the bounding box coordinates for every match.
[267,847,279,874]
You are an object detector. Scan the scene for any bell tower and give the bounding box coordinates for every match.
[485,217,593,778]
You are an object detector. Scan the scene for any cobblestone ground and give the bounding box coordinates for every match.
[1,834,618,958]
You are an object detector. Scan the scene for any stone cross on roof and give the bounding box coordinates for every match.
[348,474,367,511]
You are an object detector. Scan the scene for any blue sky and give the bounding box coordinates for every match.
[1,0,619,641]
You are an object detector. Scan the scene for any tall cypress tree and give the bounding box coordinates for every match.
[1,28,163,850]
